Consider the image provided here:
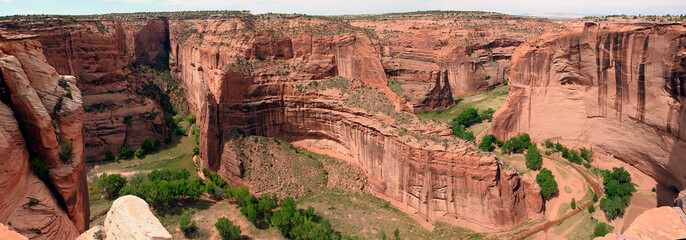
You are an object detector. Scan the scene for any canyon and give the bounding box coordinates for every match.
[491,21,686,203]
[1,10,685,239]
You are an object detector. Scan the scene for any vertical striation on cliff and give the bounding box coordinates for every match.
[492,22,686,196]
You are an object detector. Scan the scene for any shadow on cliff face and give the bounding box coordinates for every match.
[658,139,686,206]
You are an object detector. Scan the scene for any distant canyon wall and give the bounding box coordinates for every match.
[492,22,686,194]
[168,17,543,229]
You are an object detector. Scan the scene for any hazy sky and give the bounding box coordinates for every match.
[1,0,684,17]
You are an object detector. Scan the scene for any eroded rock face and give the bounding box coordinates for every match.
[3,19,169,160]
[491,22,686,193]
[0,39,87,239]
[169,16,543,229]
[594,206,686,240]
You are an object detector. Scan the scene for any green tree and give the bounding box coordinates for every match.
[193,146,200,155]
[105,150,114,161]
[479,134,496,152]
[479,108,495,122]
[120,146,132,159]
[588,204,595,213]
[535,168,558,200]
[135,148,144,158]
[593,222,610,237]
[241,203,258,224]
[393,228,400,240]
[545,140,554,149]
[452,108,482,128]
[215,217,241,240]
[571,198,576,209]
[600,167,636,220]
[142,140,154,153]
[179,214,197,237]
[97,173,127,198]
[525,144,542,170]
[580,147,593,162]
[258,193,279,222]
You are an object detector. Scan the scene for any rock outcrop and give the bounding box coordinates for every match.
[1,18,169,160]
[0,38,88,239]
[168,15,544,229]
[492,22,686,194]
[594,206,686,240]
[77,195,172,240]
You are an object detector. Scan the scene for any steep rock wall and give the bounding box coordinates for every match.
[492,22,686,195]
[0,39,88,238]
[170,18,543,229]
[7,19,169,160]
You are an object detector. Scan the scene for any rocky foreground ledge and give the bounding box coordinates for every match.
[77,195,172,240]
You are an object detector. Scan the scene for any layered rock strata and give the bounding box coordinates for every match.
[492,22,686,194]
[168,16,544,229]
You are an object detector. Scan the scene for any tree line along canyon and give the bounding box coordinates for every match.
[0,10,685,240]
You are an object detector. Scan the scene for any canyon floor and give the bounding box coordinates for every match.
[82,85,660,239]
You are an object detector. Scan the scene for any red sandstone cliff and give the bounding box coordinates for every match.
[168,15,544,229]
[0,38,88,239]
[0,18,169,160]
[492,22,686,197]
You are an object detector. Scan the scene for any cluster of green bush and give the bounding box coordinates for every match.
[535,168,558,200]
[199,169,349,240]
[215,217,242,240]
[104,139,162,162]
[525,144,542,170]
[544,141,593,167]
[271,197,346,240]
[451,108,494,142]
[97,169,204,207]
[479,134,498,151]
[599,167,636,220]
[501,133,531,154]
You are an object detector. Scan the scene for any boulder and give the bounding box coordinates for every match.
[103,195,172,240]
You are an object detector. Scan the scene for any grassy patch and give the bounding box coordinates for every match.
[387,79,404,96]
[555,166,569,178]
[557,202,571,218]
[418,85,508,123]
[494,151,530,175]
[298,190,494,240]
[87,133,197,179]
[467,122,490,137]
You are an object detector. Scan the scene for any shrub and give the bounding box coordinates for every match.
[142,140,154,153]
[452,124,475,142]
[186,114,196,124]
[525,144,542,170]
[652,187,656,192]
[30,157,50,180]
[393,228,400,240]
[593,194,598,202]
[479,108,495,122]
[179,214,197,237]
[503,78,508,85]
[193,146,200,155]
[120,146,132,159]
[105,150,114,161]
[59,140,73,162]
[215,217,241,240]
[593,222,610,237]
[452,108,482,128]
[571,198,576,209]
[153,139,161,150]
[588,204,595,213]
[536,168,558,200]
[479,134,496,151]
[580,147,593,162]
[135,148,144,158]
[97,173,127,198]
[545,140,554,149]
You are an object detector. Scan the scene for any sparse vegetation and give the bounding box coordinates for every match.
[215,217,242,240]
[59,140,73,162]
